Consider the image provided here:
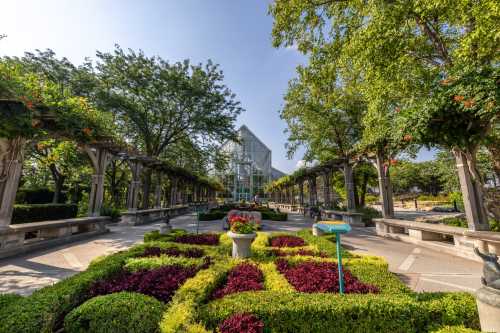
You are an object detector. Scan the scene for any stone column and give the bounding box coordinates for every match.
[154,172,162,209]
[0,138,26,228]
[170,177,178,207]
[343,162,356,212]
[453,148,489,230]
[322,170,332,208]
[299,180,304,207]
[85,146,113,217]
[126,160,142,212]
[308,176,317,206]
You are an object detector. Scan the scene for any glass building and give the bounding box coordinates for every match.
[218,125,285,202]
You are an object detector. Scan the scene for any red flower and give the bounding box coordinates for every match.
[463,99,475,108]
[453,95,465,102]
[403,134,413,142]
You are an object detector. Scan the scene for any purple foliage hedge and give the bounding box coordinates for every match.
[174,234,220,246]
[276,259,379,294]
[140,246,205,258]
[218,313,264,333]
[212,263,263,299]
[89,265,199,302]
[269,235,305,248]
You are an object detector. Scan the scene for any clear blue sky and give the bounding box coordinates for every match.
[0,0,434,173]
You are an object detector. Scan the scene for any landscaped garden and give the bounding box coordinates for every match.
[0,228,481,333]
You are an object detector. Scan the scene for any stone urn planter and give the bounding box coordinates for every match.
[227,231,256,258]
[476,285,500,332]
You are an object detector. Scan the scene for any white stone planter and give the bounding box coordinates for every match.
[476,285,500,332]
[227,231,256,258]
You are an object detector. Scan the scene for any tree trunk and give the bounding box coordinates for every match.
[49,164,66,204]
[375,149,394,218]
[359,172,368,207]
[453,147,489,230]
[353,174,360,209]
[343,162,356,211]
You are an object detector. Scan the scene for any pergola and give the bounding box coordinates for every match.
[0,101,219,228]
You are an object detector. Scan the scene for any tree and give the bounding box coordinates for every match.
[28,139,83,203]
[270,0,499,229]
[280,59,365,210]
[93,46,243,208]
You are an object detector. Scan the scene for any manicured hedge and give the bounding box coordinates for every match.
[261,211,288,221]
[198,210,226,221]
[0,245,146,333]
[12,203,78,224]
[431,326,481,333]
[200,291,478,333]
[15,188,67,204]
[64,292,164,333]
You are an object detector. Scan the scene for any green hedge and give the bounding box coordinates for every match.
[64,292,164,333]
[200,291,478,333]
[261,211,288,221]
[15,188,67,204]
[431,326,481,333]
[0,245,147,333]
[12,203,78,224]
[198,211,226,221]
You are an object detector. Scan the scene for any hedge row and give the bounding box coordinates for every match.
[15,188,67,204]
[12,203,78,224]
[0,245,147,333]
[198,211,226,221]
[261,211,288,221]
[200,291,479,333]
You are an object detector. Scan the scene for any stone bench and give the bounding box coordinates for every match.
[0,216,110,259]
[323,210,364,227]
[374,218,500,262]
[121,205,190,226]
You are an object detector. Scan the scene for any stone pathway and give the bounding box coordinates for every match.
[0,212,482,295]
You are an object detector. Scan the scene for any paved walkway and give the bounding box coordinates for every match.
[0,212,482,295]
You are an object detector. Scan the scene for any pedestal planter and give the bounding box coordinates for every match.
[227,231,256,258]
[476,285,500,332]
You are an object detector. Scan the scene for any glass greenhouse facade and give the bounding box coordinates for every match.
[218,125,285,202]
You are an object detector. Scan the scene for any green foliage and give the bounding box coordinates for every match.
[0,245,145,333]
[356,206,382,226]
[261,211,288,221]
[64,292,164,333]
[201,291,477,333]
[0,59,113,141]
[15,188,65,204]
[431,326,481,333]
[259,262,295,292]
[124,256,205,272]
[100,205,121,221]
[296,229,352,258]
[0,294,22,311]
[160,261,237,333]
[198,210,226,221]
[12,203,78,224]
[144,229,187,243]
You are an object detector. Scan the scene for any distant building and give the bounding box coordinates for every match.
[217,125,286,201]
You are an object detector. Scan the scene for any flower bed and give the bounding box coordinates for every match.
[218,313,264,333]
[140,246,205,258]
[0,230,480,333]
[212,263,263,299]
[174,233,220,246]
[276,258,379,294]
[90,265,199,303]
[270,235,305,247]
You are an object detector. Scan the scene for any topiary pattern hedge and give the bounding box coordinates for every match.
[0,230,481,333]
